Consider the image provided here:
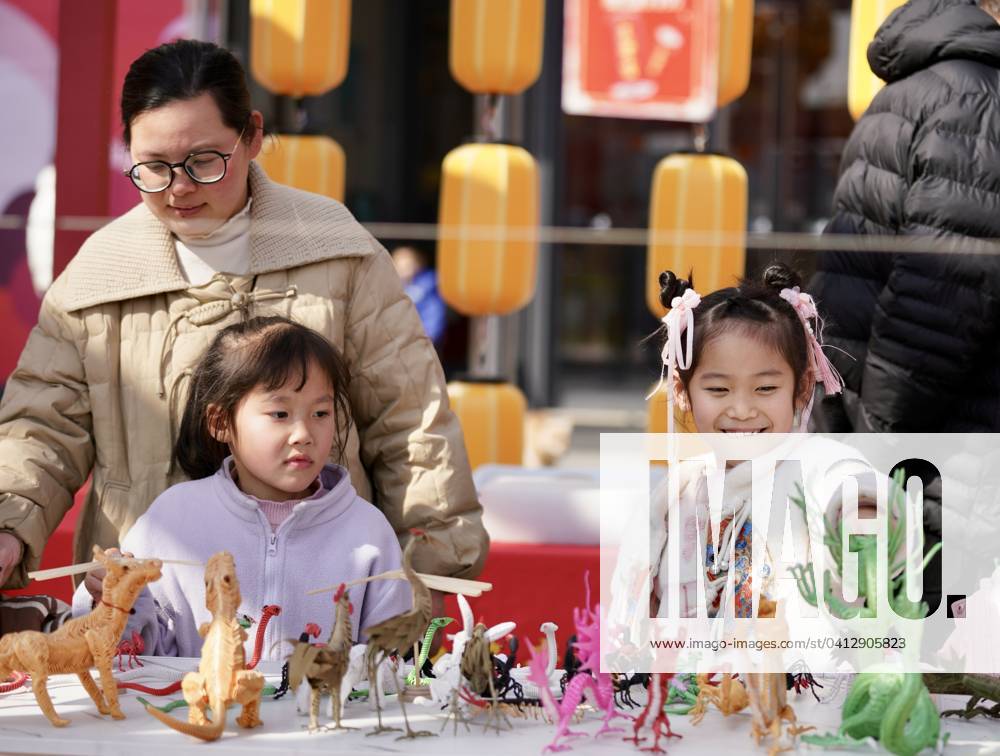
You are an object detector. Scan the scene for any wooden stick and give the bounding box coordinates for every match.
[28,558,202,582]
[307,571,492,597]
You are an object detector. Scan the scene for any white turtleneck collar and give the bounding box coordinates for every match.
[174,197,253,286]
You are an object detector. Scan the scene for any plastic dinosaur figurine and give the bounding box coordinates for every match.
[925,672,1000,719]
[624,672,679,753]
[287,583,354,732]
[0,547,162,727]
[144,551,264,741]
[527,577,633,752]
[689,672,749,724]
[114,631,145,672]
[790,470,940,621]
[405,616,454,686]
[364,528,437,739]
[803,671,940,756]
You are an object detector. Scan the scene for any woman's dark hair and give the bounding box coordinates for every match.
[121,39,254,147]
[173,316,352,480]
[658,262,811,400]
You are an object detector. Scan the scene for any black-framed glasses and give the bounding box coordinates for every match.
[125,129,245,193]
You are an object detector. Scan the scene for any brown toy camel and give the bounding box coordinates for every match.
[144,551,264,740]
[365,528,436,739]
[0,546,162,727]
[288,582,354,732]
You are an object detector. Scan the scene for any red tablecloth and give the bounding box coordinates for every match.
[443,542,599,654]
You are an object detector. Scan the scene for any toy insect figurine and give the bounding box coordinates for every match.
[144,551,265,741]
[114,631,145,672]
[0,547,162,727]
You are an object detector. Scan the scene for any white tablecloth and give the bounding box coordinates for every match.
[1,659,998,755]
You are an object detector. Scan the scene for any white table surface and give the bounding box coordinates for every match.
[1,659,999,755]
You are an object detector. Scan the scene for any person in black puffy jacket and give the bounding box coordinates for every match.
[813,0,1000,435]
[811,0,1000,612]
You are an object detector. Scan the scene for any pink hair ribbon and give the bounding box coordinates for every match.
[779,286,844,430]
[647,287,701,435]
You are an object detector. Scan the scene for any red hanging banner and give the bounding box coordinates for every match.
[562,0,718,122]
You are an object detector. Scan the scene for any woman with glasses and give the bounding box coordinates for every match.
[0,40,487,607]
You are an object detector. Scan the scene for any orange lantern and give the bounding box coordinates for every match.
[718,0,754,107]
[449,0,545,94]
[848,0,906,120]
[646,153,747,318]
[447,380,526,469]
[255,135,345,201]
[250,0,351,96]
[438,143,538,316]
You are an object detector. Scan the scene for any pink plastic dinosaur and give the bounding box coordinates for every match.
[526,576,632,752]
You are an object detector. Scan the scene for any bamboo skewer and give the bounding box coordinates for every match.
[28,558,203,582]
[307,570,492,597]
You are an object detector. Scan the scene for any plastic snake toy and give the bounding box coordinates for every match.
[802,671,940,756]
[405,616,454,686]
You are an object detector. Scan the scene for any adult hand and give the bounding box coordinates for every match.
[84,548,133,604]
[0,531,23,588]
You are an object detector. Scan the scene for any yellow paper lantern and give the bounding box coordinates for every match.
[438,143,538,316]
[718,0,754,107]
[448,380,526,469]
[250,0,351,96]
[449,0,545,94]
[848,0,906,120]
[646,154,747,318]
[256,135,345,202]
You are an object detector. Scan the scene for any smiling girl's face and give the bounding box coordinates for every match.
[679,330,802,435]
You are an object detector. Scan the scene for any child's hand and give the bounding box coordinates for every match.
[0,531,23,587]
[84,548,133,604]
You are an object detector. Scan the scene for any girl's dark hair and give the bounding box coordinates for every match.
[658,262,811,399]
[121,39,254,147]
[173,316,352,480]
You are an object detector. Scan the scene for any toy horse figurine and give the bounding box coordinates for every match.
[0,547,162,727]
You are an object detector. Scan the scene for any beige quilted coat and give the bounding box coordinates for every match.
[0,163,487,588]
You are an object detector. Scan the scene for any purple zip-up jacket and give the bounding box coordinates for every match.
[73,460,411,659]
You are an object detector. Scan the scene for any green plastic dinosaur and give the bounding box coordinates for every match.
[790,468,941,620]
[802,671,941,756]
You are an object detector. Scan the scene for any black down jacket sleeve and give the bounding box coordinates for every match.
[819,61,1000,432]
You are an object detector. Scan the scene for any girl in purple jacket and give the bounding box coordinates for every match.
[78,316,411,658]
